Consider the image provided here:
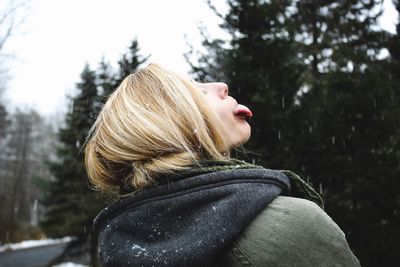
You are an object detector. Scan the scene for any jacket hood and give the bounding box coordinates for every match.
[93,168,291,267]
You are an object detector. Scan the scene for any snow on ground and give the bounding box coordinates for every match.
[52,262,88,267]
[0,237,75,252]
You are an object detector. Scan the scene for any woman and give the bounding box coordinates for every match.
[85,64,360,266]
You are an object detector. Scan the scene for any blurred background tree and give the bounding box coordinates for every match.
[41,64,102,237]
[0,0,54,244]
[39,39,147,266]
[0,109,55,242]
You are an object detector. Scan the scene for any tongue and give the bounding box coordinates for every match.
[234,104,253,118]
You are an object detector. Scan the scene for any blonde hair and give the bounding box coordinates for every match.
[84,63,229,193]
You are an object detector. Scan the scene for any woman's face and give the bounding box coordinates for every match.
[193,80,252,148]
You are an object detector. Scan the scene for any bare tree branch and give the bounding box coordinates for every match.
[0,0,30,49]
[0,0,30,95]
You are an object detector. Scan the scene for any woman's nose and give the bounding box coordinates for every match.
[207,82,229,98]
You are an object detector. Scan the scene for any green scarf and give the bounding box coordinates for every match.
[181,158,324,209]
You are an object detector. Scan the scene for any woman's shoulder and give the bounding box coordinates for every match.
[217,196,361,267]
[267,195,330,225]
[268,195,322,213]
[258,196,345,244]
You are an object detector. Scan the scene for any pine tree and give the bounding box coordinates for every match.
[41,64,107,238]
[194,0,400,265]
[114,39,149,87]
[388,0,400,89]
[189,0,305,168]
[289,2,399,265]
[41,40,148,265]
[97,58,115,101]
[97,39,148,102]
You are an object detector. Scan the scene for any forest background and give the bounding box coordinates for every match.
[0,1,399,266]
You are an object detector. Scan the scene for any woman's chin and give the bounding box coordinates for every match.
[230,125,251,148]
[242,121,251,140]
[241,130,251,145]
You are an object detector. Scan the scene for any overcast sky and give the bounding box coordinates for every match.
[3,0,398,116]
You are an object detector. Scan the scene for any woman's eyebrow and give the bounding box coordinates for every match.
[195,82,208,95]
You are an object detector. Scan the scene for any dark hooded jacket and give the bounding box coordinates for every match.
[93,166,359,267]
